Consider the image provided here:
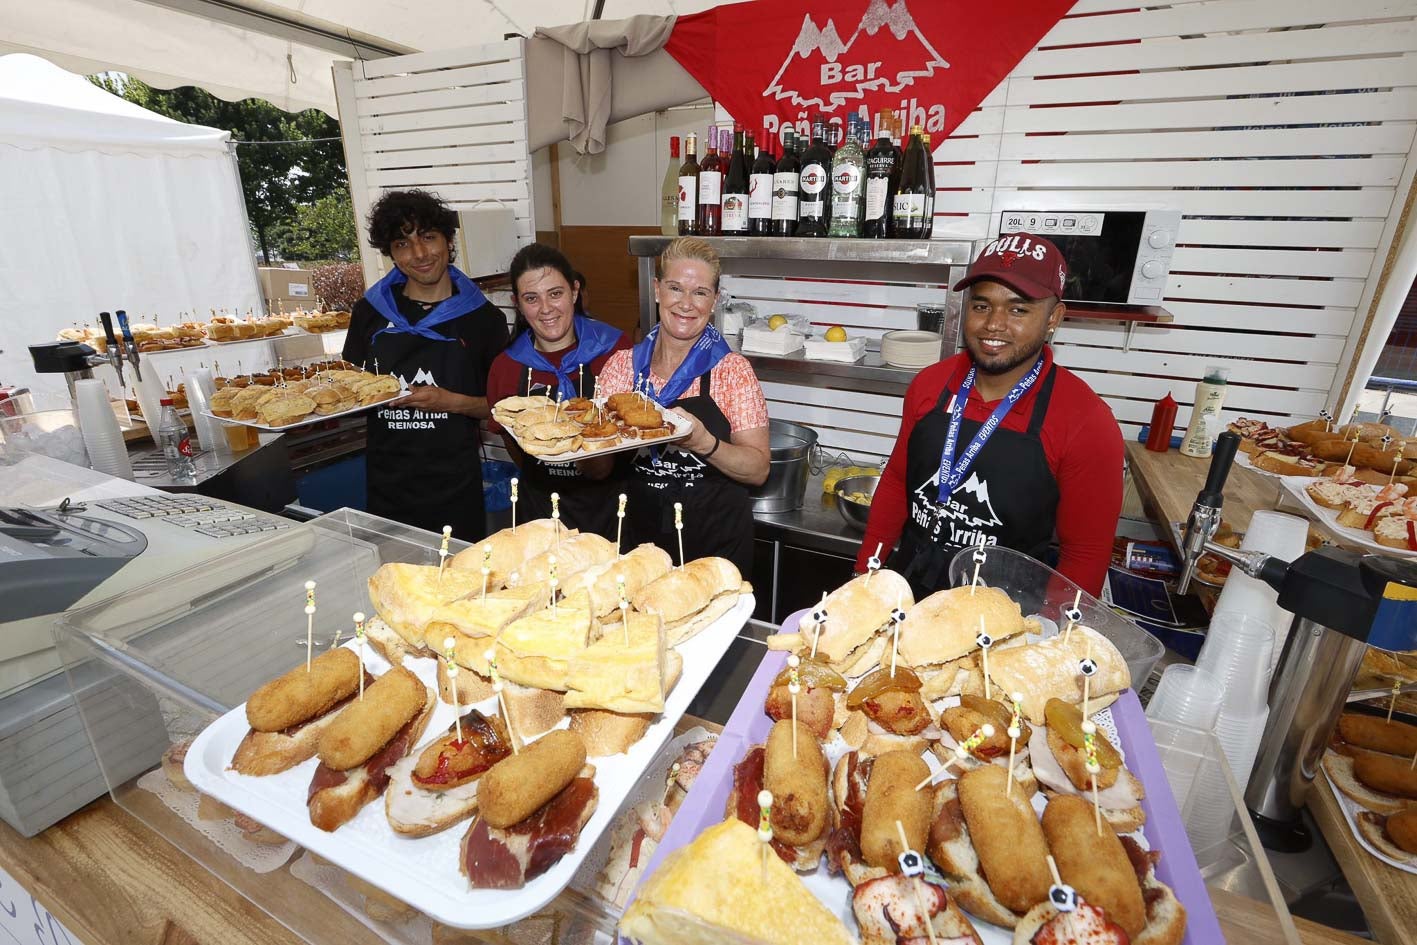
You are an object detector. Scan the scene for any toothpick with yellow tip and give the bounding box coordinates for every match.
[1083,719,1103,835]
[480,544,492,602]
[510,477,519,533]
[915,724,994,791]
[549,555,559,618]
[757,789,774,880]
[353,612,366,700]
[615,493,627,557]
[618,576,629,645]
[485,646,518,754]
[787,654,801,759]
[1005,691,1023,798]
[443,636,463,742]
[303,581,317,672]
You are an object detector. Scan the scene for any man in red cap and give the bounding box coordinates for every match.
[857,232,1123,596]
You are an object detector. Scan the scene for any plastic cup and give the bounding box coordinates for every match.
[1214,703,1270,791]
[1146,664,1223,731]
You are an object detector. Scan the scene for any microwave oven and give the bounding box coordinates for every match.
[995,209,1181,306]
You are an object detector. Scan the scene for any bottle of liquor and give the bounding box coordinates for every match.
[828,114,866,238]
[697,125,723,236]
[921,133,936,238]
[661,135,681,236]
[863,111,898,238]
[721,125,750,235]
[771,129,801,237]
[891,125,928,239]
[749,124,776,236]
[797,116,832,238]
[677,132,700,236]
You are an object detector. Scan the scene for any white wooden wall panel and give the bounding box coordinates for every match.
[333,41,535,286]
[737,0,1417,463]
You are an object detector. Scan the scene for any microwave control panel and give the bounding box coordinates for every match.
[999,209,1181,306]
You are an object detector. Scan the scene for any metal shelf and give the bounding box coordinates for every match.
[730,339,919,397]
[628,235,973,266]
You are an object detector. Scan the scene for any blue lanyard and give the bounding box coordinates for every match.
[937,355,1045,503]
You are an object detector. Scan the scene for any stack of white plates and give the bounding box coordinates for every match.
[881,330,943,368]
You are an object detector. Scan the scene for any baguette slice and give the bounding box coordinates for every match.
[502,682,566,739]
[364,616,413,665]
[1322,749,1417,815]
[308,688,436,831]
[384,752,484,838]
[230,699,354,776]
[435,659,496,705]
[568,708,656,757]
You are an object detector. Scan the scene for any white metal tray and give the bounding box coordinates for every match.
[202,395,395,431]
[184,593,754,930]
[1279,476,1417,557]
[495,404,693,465]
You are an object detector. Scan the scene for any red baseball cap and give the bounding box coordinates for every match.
[952,232,1068,301]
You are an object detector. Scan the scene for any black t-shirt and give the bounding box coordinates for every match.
[343,286,509,396]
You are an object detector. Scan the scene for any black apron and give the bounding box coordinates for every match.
[624,377,754,574]
[366,326,485,542]
[513,370,624,540]
[892,367,1060,597]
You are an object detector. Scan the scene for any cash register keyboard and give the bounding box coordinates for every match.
[99,495,294,538]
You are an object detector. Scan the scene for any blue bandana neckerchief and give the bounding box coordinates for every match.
[504,313,623,396]
[365,264,488,342]
[631,323,732,407]
[630,323,732,465]
[936,353,1046,503]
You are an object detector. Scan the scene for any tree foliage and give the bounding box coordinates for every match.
[272,192,359,262]
[89,74,355,264]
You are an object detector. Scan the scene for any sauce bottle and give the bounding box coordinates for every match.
[1146,393,1178,452]
[1180,366,1230,458]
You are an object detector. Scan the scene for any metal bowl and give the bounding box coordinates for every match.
[834,474,880,531]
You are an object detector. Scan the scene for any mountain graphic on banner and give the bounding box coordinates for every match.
[764,0,949,111]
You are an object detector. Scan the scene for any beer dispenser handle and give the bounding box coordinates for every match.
[115,310,143,383]
[97,311,125,388]
[1178,430,1241,594]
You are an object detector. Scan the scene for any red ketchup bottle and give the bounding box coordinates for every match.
[1147,393,1178,452]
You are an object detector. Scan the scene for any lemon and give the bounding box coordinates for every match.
[824,325,848,342]
[768,314,789,331]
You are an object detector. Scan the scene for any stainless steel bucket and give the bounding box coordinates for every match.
[750,419,819,513]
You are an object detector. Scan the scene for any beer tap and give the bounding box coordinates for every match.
[114,310,144,383]
[1175,430,1417,846]
[97,311,129,388]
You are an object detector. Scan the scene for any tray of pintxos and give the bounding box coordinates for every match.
[204,368,401,430]
[184,526,755,928]
[1322,711,1417,875]
[1229,416,1415,486]
[620,562,1214,945]
[1280,474,1417,557]
[493,394,692,465]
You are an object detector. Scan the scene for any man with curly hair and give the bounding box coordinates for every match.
[344,189,509,540]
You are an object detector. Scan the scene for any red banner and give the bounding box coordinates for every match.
[664,0,1074,145]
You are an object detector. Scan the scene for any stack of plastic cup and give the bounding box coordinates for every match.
[1197,611,1276,791]
[1146,664,1223,730]
[1213,510,1309,669]
[74,378,134,479]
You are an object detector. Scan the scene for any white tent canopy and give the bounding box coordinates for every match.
[0,53,261,398]
[0,0,729,115]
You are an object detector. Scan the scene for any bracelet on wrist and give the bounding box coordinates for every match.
[703,436,721,459]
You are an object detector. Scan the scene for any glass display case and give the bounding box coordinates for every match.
[54,509,631,944]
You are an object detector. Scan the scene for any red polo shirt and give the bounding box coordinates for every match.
[856,347,1124,596]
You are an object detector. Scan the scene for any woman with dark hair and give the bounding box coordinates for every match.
[342,189,510,541]
[484,243,630,538]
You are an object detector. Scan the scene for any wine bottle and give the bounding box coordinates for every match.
[771,129,801,237]
[797,116,832,238]
[677,133,700,236]
[661,135,681,236]
[697,125,723,236]
[863,110,897,238]
[749,123,776,236]
[721,125,750,235]
[891,125,928,239]
[828,114,866,238]
[921,132,936,238]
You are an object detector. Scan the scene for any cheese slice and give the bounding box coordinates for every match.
[367,563,484,649]
[494,604,595,691]
[564,612,673,713]
[428,585,546,645]
[620,819,856,945]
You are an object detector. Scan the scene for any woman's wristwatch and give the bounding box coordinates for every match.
[702,436,721,459]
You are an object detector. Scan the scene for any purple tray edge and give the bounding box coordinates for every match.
[622,610,1221,945]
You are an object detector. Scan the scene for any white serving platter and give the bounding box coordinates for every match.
[184,592,755,930]
[495,404,693,465]
[202,395,396,432]
[1279,476,1417,557]
[202,331,294,346]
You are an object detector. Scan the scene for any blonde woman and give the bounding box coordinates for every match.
[595,237,769,571]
